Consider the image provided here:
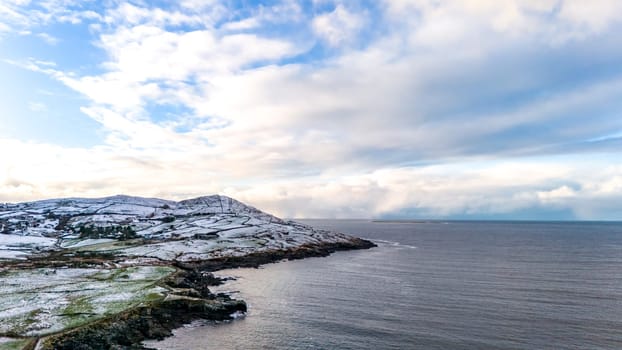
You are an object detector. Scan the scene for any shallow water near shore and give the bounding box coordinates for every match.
[146,220,622,349]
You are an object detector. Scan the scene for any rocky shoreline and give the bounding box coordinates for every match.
[175,237,377,271]
[25,238,375,350]
[39,270,245,350]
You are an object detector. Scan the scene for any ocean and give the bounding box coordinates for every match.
[145,220,622,349]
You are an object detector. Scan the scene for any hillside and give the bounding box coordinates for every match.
[0,194,367,262]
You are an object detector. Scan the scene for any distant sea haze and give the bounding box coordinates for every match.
[147,220,622,349]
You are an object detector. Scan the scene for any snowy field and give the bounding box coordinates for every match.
[0,265,174,346]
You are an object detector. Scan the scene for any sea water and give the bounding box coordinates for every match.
[146,220,622,349]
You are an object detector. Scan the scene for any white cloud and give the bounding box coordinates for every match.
[36,32,58,44]
[558,0,622,34]
[47,19,299,115]
[0,0,103,35]
[384,0,622,45]
[221,17,260,31]
[3,1,622,220]
[180,0,220,11]
[312,4,364,47]
[4,141,619,220]
[102,2,207,27]
[537,185,577,203]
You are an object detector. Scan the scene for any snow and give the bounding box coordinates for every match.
[0,250,28,260]
[0,266,175,337]
[0,234,58,260]
[0,194,355,262]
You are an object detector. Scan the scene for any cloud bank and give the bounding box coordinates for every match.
[1,0,622,219]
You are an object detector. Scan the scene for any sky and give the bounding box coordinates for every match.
[0,0,621,220]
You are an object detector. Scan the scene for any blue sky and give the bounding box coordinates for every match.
[1,0,622,219]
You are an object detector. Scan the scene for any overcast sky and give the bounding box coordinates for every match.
[1,0,621,219]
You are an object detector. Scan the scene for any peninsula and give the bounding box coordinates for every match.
[0,195,375,349]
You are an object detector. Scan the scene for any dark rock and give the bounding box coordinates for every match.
[177,238,377,272]
[193,232,219,239]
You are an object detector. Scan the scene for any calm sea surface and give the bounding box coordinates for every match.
[146,220,622,349]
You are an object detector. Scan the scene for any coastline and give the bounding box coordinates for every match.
[30,238,376,349]
[0,195,377,350]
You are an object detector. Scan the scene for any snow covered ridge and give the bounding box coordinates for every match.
[0,194,358,262]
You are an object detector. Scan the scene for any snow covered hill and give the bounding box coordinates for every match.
[0,194,359,262]
[0,195,375,349]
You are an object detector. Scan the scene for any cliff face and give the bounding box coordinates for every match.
[0,195,375,350]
